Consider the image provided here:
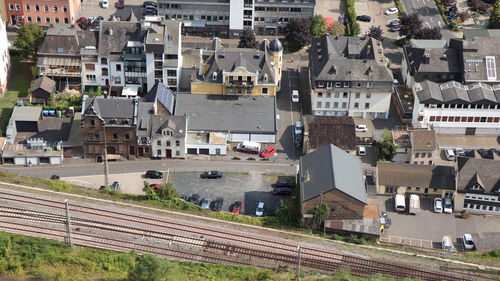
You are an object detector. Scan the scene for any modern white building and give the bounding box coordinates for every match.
[0,20,10,95]
[309,35,393,119]
[413,80,500,135]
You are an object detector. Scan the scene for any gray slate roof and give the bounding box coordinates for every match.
[403,45,461,75]
[151,115,186,138]
[300,144,367,204]
[462,29,500,41]
[174,94,276,134]
[83,97,137,125]
[457,157,500,193]
[417,80,500,105]
[11,106,42,122]
[98,22,145,56]
[30,76,56,94]
[377,161,455,190]
[136,101,155,137]
[309,35,392,83]
[38,25,80,55]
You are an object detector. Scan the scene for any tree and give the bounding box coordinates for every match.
[129,254,167,281]
[329,21,345,36]
[14,24,45,59]
[488,0,500,29]
[156,183,178,201]
[367,26,384,41]
[414,26,442,40]
[312,203,329,231]
[310,14,327,37]
[399,13,423,39]
[377,129,396,161]
[285,18,312,51]
[238,29,258,49]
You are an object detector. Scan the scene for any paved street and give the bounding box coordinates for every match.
[401,0,455,41]
[277,70,302,161]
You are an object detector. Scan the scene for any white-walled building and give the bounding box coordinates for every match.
[0,20,10,95]
[412,80,500,135]
[309,35,393,119]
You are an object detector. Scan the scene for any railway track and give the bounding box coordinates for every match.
[0,189,479,281]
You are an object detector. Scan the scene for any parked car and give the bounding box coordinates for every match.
[395,194,406,212]
[200,171,223,179]
[180,194,188,201]
[101,0,109,8]
[199,197,211,210]
[145,170,163,179]
[149,183,162,189]
[356,15,371,22]
[355,124,368,132]
[260,146,276,158]
[390,25,401,32]
[294,134,303,148]
[455,147,465,157]
[294,121,303,136]
[275,179,294,188]
[96,16,104,24]
[144,4,156,10]
[477,149,493,159]
[188,194,200,205]
[232,200,242,214]
[462,233,475,250]
[389,19,401,26]
[255,202,265,217]
[291,90,300,103]
[272,187,292,196]
[236,141,261,154]
[115,0,124,8]
[357,146,366,156]
[212,197,224,212]
[109,181,120,191]
[385,8,398,15]
[50,175,60,180]
[444,148,456,161]
[442,235,455,251]
[76,17,87,25]
[444,198,453,214]
[434,198,443,213]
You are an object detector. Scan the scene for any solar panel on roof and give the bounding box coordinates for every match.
[157,84,175,114]
[485,56,497,81]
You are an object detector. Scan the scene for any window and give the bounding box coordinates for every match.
[343,82,350,87]
[261,88,268,95]
[343,92,348,98]
[385,187,395,194]
[157,150,162,156]
[46,17,51,23]
[114,77,121,84]
[355,93,360,98]
[8,3,14,10]
[335,82,341,87]
[166,141,171,146]
[341,102,347,109]
[365,103,370,109]
[176,140,180,146]
[333,102,338,108]
[354,102,359,109]
[116,65,121,71]
[157,140,161,145]
[63,6,67,12]
[124,133,130,140]
[53,5,58,12]
[318,92,322,98]
[366,93,371,99]
[415,153,420,158]
[90,120,95,126]
[36,16,41,23]
[64,18,69,24]
[25,4,30,11]
[35,4,40,11]
[176,151,180,156]
[318,82,324,88]
[334,92,340,98]
[27,16,32,22]
[326,92,331,98]
[367,82,374,88]
[44,5,49,12]
[325,102,330,108]
[112,133,118,139]
[317,101,322,108]
[55,17,59,23]
[15,4,21,10]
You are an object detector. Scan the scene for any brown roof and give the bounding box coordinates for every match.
[304,115,356,151]
[411,130,436,150]
[457,157,500,193]
[377,161,455,190]
[30,76,56,94]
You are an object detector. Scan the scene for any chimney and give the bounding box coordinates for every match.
[423,53,430,64]
[108,29,113,36]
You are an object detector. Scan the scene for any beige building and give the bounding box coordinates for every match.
[376,161,455,198]
[410,130,437,165]
[0,20,9,95]
[191,38,283,96]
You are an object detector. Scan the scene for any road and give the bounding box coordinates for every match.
[401,0,455,41]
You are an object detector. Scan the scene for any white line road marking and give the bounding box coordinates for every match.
[438,21,442,27]
[426,22,431,27]
[430,17,434,23]
[426,7,430,15]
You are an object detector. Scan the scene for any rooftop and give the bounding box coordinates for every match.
[38,25,80,55]
[30,76,56,94]
[98,22,145,56]
[11,106,42,122]
[411,130,436,150]
[450,37,500,83]
[457,157,500,193]
[394,86,414,116]
[304,115,356,151]
[417,80,500,105]
[377,161,455,190]
[83,97,137,125]
[403,45,461,75]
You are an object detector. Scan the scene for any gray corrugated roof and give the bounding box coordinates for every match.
[377,161,455,190]
[462,29,500,41]
[174,94,276,133]
[300,144,367,204]
[417,80,500,104]
[410,39,448,49]
[11,106,42,121]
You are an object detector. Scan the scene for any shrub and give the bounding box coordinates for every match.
[210,212,263,226]
[45,180,74,192]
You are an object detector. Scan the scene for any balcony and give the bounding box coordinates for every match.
[39,67,81,77]
[224,81,254,88]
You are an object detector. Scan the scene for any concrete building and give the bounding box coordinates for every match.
[300,144,367,224]
[157,0,315,37]
[0,20,9,95]
[191,38,283,96]
[5,0,80,26]
[309,35,393,119]
[174,94,276,155]
[412,80,500,135]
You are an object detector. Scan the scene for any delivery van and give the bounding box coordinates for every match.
[236,141,261,154]
[395,194,406,212]
[409,194,420,214]
[442,236,454,251]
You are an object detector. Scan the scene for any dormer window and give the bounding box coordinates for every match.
[109,119,117,124]
[263,74,268,82]
[328,66,336,75]
[471,183,482,190]
[212,72,217,80]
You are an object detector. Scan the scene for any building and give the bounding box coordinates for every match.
[150,115,187,158]
[0,0,7,22]
[5,0,80,26]
[29,76,56,104]
[191,38,283,96]
[174,94,276,155]
[302,115,357,155]
[157,0,315,37]
[0,20,9,95]
[391,128,411,163]
[412,80,500,135]
[455,157,500,215]
[376,161,455,198]
[299,144,367,223]
[409,130,437,165]
[309,35,393,119]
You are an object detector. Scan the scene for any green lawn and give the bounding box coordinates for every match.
[0,55,34,136]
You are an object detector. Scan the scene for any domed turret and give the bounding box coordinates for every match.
[269,39,283,53]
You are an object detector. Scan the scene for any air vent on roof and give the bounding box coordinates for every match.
[57,47,64,53]
[404,95,409,98]
[218,53,225,59]
[154,38,159,41]
[254,53,260,59]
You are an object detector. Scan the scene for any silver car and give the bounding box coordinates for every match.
[199,197,211,210]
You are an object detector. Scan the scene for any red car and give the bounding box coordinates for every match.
[232,200,242,214]
[260,146,276,157]
[149,183,162,189]
[116,0,124,8]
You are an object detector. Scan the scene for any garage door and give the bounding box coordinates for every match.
[187,148,198,154]
[475,128,500,135]
[250,134,276,143]
[435,127,466,134]
[229,133,250,142]
[199,148,210,155]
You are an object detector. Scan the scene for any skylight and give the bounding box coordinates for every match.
[485,56,497,81]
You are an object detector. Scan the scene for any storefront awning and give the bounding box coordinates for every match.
[37,57,81,67]
[121,85,140,97]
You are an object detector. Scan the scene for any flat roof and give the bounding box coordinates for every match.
[11,106,42,122]
[175,94,276,134]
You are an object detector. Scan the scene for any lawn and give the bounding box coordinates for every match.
[0,55,34,136]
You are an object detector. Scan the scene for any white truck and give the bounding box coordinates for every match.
[409,194,420,214]
[395,194,406,212]
[236,141,261,154]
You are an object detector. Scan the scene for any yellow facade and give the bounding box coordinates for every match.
[0,0,7,22]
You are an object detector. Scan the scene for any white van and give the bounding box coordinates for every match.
[409,194,420,214]
[444,148,455,161]
[395,194,406,212]
[442,236,454,251]
[236,141,261,154]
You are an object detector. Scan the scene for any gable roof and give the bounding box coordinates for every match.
[300,144,367,204]
[38,24,80,56]
[10,106,42,122]
[377,161,455,190]
[417,80,500,104]
[98,22,144,57]
[151,115,186,138]
[142,82,175,114]
[30,76,56,94]
[411,130,436,150]
[304,115,356,151]
[457,157,500,193]
[82,97,137,125]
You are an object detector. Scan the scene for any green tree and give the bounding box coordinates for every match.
[312,203,329,231]
[285,18,312,51]
[488,0,500,29]
[157,183,178,200]
[399,12,423,39]
[377,129,396,161]
[238,29,258,48]
[310,15,327,37]
[367,26,384,41]
[329,21,345,36]
[275,200,293,225]
[144,182,160,201]
[14,24,45,59]
[129,254,167,281]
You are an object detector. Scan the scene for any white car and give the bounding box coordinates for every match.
[455,147,465,157]
[255,202,265,217]
[355,124,368,132]
[462,234,474,250]
[291,90,300,103]
[294,121,303,136]
[443,198,453,214]
[385,8,398,15]
[358,146,366,156]
[101,0,109,8]
[434,198,443,213]
[444,148,456,161]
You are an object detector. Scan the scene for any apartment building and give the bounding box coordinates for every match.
[0,20,10,95]
[5,0,79,26]
[191,37,283,96]
[157,0,315,37]
[1,0,8,22]
[309,35,393,119]
[413,80,500,135]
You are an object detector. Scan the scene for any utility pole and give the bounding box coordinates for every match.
[103,127,109,188]
[296,246,301,281]
[163,169,169,185]
[65,199,73,248]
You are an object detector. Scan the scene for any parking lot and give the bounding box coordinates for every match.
[371,196,500,251]
[78,0,145,21]
[64,171,287,216]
